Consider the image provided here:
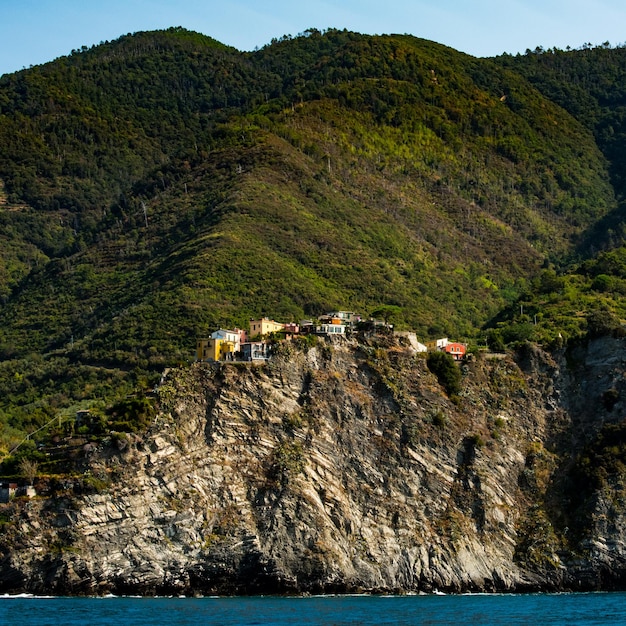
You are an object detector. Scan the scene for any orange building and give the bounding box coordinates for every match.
[443,342,467,361]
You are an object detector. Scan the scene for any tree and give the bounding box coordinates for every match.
[486,329,506,353]
[18,458,38,485]
[427,351,462,396]
[371,305,402,325]
[586,308,624,338]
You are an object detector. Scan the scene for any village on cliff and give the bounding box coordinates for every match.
[196,311,467,363]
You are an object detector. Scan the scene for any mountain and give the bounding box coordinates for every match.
[0,28,624,450]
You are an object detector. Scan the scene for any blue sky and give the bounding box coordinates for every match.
[1,0,625,76]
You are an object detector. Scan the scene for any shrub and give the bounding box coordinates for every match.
[268,441,305,486]
[432,410,446,428]
[486,329,506,353]
[591,274,614,292]
[107,397,155,432]
[427,351,462,396]
[586,308,625,338]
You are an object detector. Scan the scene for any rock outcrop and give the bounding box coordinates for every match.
[2,335,626,595]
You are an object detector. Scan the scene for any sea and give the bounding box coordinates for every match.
[0,592,625,626]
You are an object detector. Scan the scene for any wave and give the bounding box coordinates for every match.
[0,593,56,599]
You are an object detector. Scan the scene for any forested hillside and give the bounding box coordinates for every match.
[0,27,625,454]
[482,45,626,348]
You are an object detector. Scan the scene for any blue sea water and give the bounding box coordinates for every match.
[0,592,625,625]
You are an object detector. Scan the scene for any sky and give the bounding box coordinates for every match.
[1,0,626,76]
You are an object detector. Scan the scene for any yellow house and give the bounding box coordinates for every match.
[197,338,211,360]
[197,328,247,361]
[196,338,236,361]
[249,317,284,338]
[425,338,449,351]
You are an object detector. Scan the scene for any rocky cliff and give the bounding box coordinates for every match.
[2,334,626,595]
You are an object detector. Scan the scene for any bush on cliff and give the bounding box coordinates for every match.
[107,397,155,433]
[427,351,462,397]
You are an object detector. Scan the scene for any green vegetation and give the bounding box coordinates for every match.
[268,441,305,487]
[485,248,626,347]
[496,45,626,210]
[427,352,462,397]
[0,29,626,451]
[106,397,156,433]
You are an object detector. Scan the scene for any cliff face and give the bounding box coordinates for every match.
[2,335,626,595]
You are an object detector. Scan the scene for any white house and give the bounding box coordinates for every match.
[315,323,346,335]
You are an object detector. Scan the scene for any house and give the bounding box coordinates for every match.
[197,337,214,360]
[196,328,247,361]
[249,318,285,338]
[299,320,315,334]
[315,322,346,336]
[241,341,271,361]
[318,314,340,326]
[211,328,246,351]
[426,338,450,351]
[426,338,467,361]
[0,482,36,503]
[443,342,467,361]
[197,337,235,361]
[325,311,361,327]
[281,322,300,340]
[0,482,18,503]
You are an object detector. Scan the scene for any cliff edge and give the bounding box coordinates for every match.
[2,335,626,595]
